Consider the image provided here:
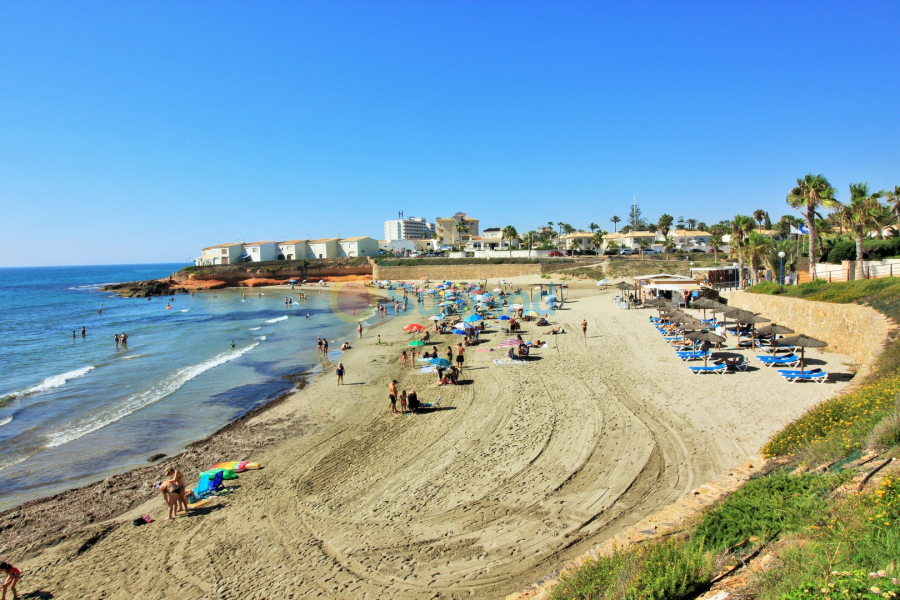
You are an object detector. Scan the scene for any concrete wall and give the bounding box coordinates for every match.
[723,290,893,367]
[373,262,547,281]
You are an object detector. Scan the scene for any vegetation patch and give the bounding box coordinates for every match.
[374,257,570,266]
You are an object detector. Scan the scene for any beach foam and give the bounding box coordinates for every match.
[265,316,288,324]
[45,342,260,448]
[249,326,262,331]
[0,415,12,428]
[1,366,96,403]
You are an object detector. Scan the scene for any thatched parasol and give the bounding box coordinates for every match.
[778,334,828,373]
[615,281,634,291]
[684,330,726,366]
[756,324,795,355]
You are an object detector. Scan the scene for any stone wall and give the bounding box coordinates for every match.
[723,291,893,367]
[372,263,546,282]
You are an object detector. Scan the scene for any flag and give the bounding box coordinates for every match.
[790,224,809,235]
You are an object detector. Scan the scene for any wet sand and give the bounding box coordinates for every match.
[3,279,851,599]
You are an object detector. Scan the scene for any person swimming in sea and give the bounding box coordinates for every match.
[231,341,236,349]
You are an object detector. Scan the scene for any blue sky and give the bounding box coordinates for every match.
[1,1,898,266]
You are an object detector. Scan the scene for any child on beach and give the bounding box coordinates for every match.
[399,390,408,414]
[336,362,345,385]
[0,562,21,600]
[401,350,408,367]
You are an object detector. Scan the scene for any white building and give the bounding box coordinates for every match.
[384,216,435,243]
[337,236,379,257]
[196,242,245,266]
[276,240,309,261]
[243,241,278,262]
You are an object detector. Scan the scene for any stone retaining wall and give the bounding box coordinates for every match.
[372,263,546,281]
[723,291,893,368]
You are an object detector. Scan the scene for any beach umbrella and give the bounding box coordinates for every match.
[778,334,828,373]
[684,330,726,366]
[463,314,483,322]
[404,323,425,333]
[438,301,453,306]
[452,329,468,335]
[498,315,511,321]
[409,340,425,347]
[428,315,443,321]
[597,279,609,287]
[755,324,795,356]
[735,313,771,349]
[428,357,452,367]
[525,310,539,317]
[615,282,633,291]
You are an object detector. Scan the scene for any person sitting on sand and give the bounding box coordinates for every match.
[341,342,351,351]
[422,331,430,343]
[532,340,547,348]
[1,562,21,600]
[536,317,549,326]
[407,390,420,413]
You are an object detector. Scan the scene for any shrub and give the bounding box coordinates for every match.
[550,537,713,600]
[826,240,856,263]
[693,473,840,552]
[762,375,900,457]
[864,405,900,450]
[827,237,900,263]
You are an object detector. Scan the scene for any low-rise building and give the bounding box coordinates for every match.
[465,227,520,251]
[436,212,479,247]
[383,216,435,243]
[243,241,278,262]
[561,231,600,251]
[277,240,309,261]
[337,236,379,257]
[196,242,245,266]
[308,238,339,259]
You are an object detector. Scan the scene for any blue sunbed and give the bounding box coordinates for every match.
[689,363,727,375]
[779,370,828,384]
[758,353,800,367]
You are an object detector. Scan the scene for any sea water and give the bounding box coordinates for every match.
[0,264,381,511]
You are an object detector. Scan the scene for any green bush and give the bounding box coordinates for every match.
[826,237,900,263]
[826,240,856,263]
[550,537,713,600]
[693,473,841,551]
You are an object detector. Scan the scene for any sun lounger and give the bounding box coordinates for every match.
[676,350,709,362]
[689,363,727,375]
[779,370,828,384]
[194,470,225,499]
[758,353,800,367]
[777,367,822,376]
[716,357,750,371]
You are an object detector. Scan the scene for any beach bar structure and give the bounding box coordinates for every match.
[633,273,703,303]
[689,265,743,290]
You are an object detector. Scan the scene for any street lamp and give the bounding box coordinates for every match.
[778,251,786,284]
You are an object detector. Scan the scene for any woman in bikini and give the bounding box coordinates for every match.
[0,562,21,600]
[160,468,188,519]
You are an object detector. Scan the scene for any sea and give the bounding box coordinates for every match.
[0,264,382,511]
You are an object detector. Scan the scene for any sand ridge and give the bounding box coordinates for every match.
[9,278,850,599]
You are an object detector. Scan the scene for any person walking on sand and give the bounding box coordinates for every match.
[389,380,398,414]
[0,561,22,600]
[336,362,345,385]
[455,342,465,370]
[581,319,588,339]
[358,322,363,338]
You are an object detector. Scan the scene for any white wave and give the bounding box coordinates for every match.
[0,454,29,472]
[258,335,267,341]
[249,327,262,331]
[0,415,11,427]
[45,342,260,449]
[265,316,288,324]
[121,354,145,360]
[180,309,190,313]
[2,366,96,401]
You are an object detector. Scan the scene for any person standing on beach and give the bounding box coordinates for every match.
[336,362,345,385]
[455,343,465,370]
[581,319,588,339]
[401,350,408,368]
[322,339,329,355]
[358,322,363,338]
[0,561,22,600]
[317,337,323,355]
[399,390,408,414]
[389,380,398,414]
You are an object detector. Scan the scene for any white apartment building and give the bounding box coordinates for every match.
[383,216,436,243]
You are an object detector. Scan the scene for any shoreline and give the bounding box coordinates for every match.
[7,278,856,598]
[0,282,392,556]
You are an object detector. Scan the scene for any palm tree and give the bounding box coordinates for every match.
[745,231,773,285]
[709,233,723,263]
[686,218,697,231]
[753,209,767,231]
[838,183,885,279]
[697,222,708,233]
[657,214,673,238]
[870,205,898,239]
[455,220,470,248]
[502,225,518,249]
[786,174,838,280]
[610,216,621,233]
[677,216,685,231]
[591,230,605,252]
[731,214,756,289]
[636,238,651,259]
[663,235,676,261]
[884,186,900,230]
[588,222,599,234]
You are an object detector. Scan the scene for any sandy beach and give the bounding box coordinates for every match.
[3,278,852,599]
